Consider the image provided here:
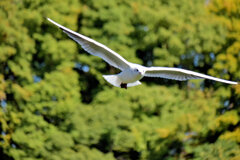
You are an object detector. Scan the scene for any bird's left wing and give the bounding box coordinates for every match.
[144,67,238,85]
[47,18,131,70]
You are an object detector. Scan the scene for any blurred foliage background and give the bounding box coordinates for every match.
[0,0,240,159]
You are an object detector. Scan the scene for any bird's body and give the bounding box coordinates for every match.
[103,66,144,88]
[47,18,238,88]
[118,66,144,83]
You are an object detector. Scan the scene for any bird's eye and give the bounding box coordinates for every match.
[135,69,139,72]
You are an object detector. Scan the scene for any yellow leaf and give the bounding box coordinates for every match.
[156,128,170,138]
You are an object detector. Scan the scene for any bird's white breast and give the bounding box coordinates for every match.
[118,68,144,83]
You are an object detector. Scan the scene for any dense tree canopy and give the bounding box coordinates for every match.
[0,0,239,160]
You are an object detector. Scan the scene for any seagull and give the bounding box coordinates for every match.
[47,18,238,89]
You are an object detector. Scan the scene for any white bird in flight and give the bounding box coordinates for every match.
[47,18,238,89]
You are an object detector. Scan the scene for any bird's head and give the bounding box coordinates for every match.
[133,68,145,76]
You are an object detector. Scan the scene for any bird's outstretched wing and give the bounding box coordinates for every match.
[47,18,131,70]
[144,67,238,85]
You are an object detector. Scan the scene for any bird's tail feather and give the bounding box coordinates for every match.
[103,75,122,87]
[103,75,141,88]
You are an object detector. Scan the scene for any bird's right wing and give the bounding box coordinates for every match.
[144,67,238,85]
[47,18,131,71]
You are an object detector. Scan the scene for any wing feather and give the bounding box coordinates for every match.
[47,18,130,70]
[144,67,238,85]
